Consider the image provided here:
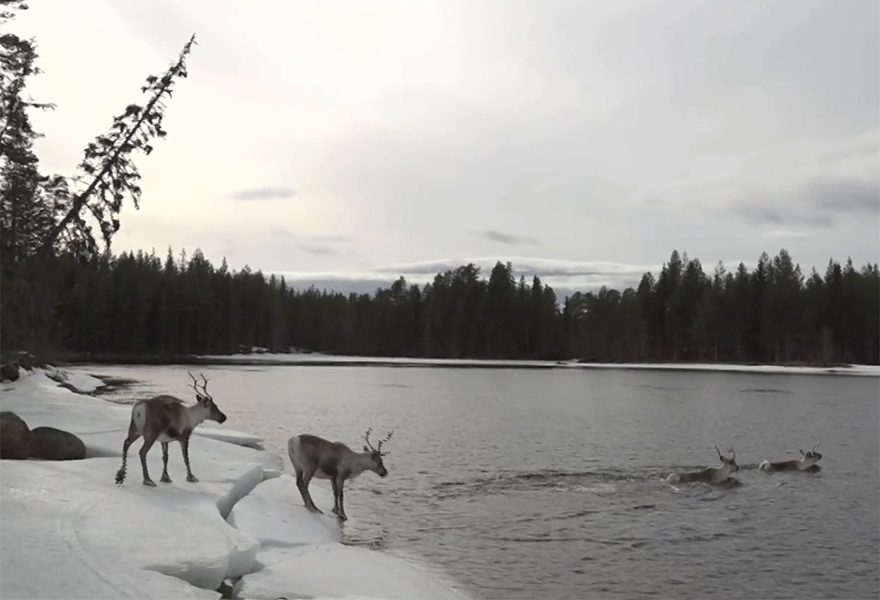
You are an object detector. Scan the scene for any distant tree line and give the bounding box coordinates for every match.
[42,247,880,365]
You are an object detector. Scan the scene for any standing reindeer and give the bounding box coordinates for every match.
[287,427,393,521]
[115,372,227,487]
[758,443,823,473]
[666,444,740,485]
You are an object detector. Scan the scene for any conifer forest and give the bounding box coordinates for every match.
[2,2,878,366]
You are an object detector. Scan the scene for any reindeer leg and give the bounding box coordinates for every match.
[335,478,347,522]
[115,422,139,485]
[331,477,341,516]
[160,442,172,483]
[181,433,198,483]
[139,436,158,487]
[295,468,310,509]
[300,469,323,514]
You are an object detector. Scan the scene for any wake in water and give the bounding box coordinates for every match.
[433,464,763,504]
[435,467,677,499]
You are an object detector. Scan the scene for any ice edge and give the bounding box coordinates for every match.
[0,367,469,600]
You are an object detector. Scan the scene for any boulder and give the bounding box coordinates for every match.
[29,426,87,461]
[0,363,19,382]
[0,411,32,459]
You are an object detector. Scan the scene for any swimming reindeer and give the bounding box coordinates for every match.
[666,444,740,485]
[758,443,822,473]
[287,427,393,521]
[115,372,227,487]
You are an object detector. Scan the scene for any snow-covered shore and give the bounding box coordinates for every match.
[197,352,880,377]
[0,367,469,600]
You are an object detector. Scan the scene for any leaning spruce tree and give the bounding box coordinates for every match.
[0,0,197,352]
[37,34,198,259]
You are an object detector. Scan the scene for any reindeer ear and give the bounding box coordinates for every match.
[363,445,370,452]
[799,449,804,455]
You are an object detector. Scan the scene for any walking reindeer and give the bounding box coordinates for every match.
[287,427,393,521]
[758,443,823,473]
[115,372,227,486]
[666,444,740,485]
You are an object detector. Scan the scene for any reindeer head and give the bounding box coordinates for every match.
[188,372,227,424]
[363,427,393,478]
[714,444,739,472]
[799,442,822,465]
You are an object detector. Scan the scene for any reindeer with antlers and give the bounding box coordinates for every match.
[758,443,823,473]
[115,372,227,487]
[287,427,393,521]
[666,444,740,485]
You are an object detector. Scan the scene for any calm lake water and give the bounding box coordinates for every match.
[74,363,880,600]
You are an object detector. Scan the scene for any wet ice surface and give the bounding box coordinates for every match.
[0,369,467,600]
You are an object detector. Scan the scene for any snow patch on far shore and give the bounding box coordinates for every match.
[196,352,880,376]
[41,364,108,393]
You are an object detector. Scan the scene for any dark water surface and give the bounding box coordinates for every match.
[79,364,880,600]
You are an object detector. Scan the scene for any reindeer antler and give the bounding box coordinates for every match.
[188,371,200,394]
[187,371,211,400]
[376,430,394,454]
[811,442,820,452]
[728,447,736,461]
[199,373,212,399]
[713,444,723,460]
[364,427,376,451]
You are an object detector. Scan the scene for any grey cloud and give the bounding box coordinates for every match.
[229,187,297,201]
[478,230,540,246]
[294,233,352,257]
[297,243,339,257]
[729,174,880,228]
[805,176,880,217]
[730,203,833,227]
[272,256,757,300]
[226,227,350,259]
[307,234,350,244]
[762,230,810,241]
[366,257,689,284]
[290,257,658,295]
[274,276,396,297]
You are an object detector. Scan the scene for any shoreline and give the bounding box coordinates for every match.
[52,352,880,377]
[0,365,471,600]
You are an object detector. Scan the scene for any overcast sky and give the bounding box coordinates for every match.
[14,0,880,296]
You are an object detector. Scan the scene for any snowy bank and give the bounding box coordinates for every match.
[0,368,469,600]
[197,352,880,376]
[230,476,467,600]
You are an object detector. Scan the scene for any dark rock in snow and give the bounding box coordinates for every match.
[29,426,87,461]
[0,363,20,382]
[0,411,32,459]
